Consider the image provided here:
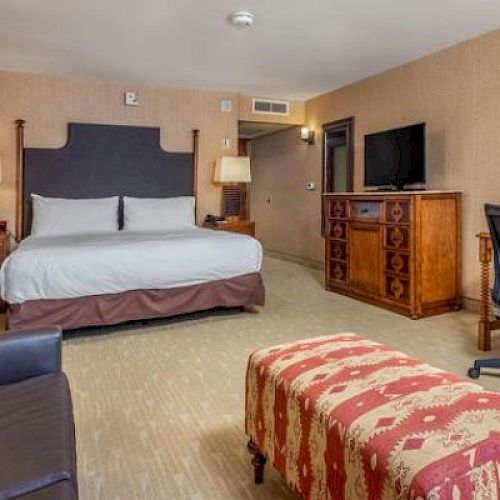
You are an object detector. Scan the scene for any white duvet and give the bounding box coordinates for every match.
[0,228,263,304]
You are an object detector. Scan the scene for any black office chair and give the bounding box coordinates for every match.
[468,203,500,379]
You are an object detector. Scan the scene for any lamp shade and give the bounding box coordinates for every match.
[300,127,310,140]
[214,156,251,183]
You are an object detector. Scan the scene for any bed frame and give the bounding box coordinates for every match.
[8,120,264,331]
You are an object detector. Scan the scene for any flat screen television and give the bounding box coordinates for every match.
[364,123,425,191]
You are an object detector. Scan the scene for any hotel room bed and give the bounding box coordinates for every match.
[5,121,265,330]
[1,228,264,330]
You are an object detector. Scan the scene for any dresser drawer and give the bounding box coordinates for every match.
[385,276,410,303]
[350,201,381,221]
[385,226,410,250]
[328,241,347,262]
[326,220,348,241]
[329,261,347,284]
[385,251,409,275]
[385,200,410,224]
[327,199,347,219]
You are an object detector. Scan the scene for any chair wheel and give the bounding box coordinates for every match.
[468,367,480,379]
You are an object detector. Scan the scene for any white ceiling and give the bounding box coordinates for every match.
[1,0,500,99]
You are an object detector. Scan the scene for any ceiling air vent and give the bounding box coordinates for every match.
[251,98,290,116]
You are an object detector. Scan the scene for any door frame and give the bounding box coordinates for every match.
[321,116,355,234]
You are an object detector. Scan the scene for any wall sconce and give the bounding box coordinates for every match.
[300,126,315,145]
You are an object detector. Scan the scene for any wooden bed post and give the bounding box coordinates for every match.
[477,232,493,351]
[192,129,200,222]
[15,119,25,243]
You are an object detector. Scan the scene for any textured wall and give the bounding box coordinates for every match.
[250,126,323,261]
[0,70,240,230]
[251,29,500,301]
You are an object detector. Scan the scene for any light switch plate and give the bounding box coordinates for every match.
[125,91,140,106]
[222,137,231,149]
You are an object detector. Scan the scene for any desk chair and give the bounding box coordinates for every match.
[468,203,500,378]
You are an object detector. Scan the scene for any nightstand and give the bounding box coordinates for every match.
[203,219,255,237]
[0,231,10,265]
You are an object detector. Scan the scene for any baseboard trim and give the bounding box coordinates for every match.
[462,296,480,313]
[264,249,324,270]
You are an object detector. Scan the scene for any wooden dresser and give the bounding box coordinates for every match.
[323,191,461,318]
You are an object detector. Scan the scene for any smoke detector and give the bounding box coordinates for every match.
[228,11,254,28]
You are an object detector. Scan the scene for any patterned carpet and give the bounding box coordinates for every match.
[63,255,500,499]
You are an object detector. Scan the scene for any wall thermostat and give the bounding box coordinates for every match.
[124,91,140,106]
[220,99,233,112]
[305,181,316,191]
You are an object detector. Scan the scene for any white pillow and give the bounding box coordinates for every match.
[123,196,196,232]
[31,194,119,237]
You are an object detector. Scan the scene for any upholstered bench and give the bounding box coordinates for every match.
[245,334,500,499]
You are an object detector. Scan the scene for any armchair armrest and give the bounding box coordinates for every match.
[0,326,62,385]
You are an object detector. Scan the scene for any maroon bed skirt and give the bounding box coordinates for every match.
[7,273,265,331]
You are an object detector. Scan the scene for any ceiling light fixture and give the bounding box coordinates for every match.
[228,11,254,29]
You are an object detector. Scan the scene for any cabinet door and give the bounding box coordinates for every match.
[349,222,382,295]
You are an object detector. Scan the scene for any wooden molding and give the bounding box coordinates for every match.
[15,119,25,242]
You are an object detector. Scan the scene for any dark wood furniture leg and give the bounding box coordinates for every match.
[247,440,266,484]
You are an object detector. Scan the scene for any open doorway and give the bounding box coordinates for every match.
[238,121,295,221]
[322,117,354,231]
[323,117,354,192]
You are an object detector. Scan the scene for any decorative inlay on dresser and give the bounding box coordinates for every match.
[323,191,462,319]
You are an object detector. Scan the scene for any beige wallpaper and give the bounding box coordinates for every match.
[250,126,323,260]
[251,28,500,301]
[0,70,241,229]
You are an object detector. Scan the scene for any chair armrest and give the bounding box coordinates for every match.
[0,327,62,385]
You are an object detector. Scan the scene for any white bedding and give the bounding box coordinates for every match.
[0,228,262,304]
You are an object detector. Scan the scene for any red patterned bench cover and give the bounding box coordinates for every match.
[245,334,500,499]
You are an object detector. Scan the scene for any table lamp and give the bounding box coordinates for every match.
[214,156,251,219]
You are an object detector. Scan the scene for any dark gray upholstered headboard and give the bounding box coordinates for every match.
[16,122,199,238]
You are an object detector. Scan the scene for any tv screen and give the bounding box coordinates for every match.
[364,123,425,190]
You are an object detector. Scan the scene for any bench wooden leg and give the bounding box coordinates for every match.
[247,440,266,484]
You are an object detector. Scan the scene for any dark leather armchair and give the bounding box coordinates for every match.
[0,327,78,499]
[469,203,500,378]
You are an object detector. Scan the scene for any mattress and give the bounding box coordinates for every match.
[1,228,263,304]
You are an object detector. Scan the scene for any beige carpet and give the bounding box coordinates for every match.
[63,255,500,500]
